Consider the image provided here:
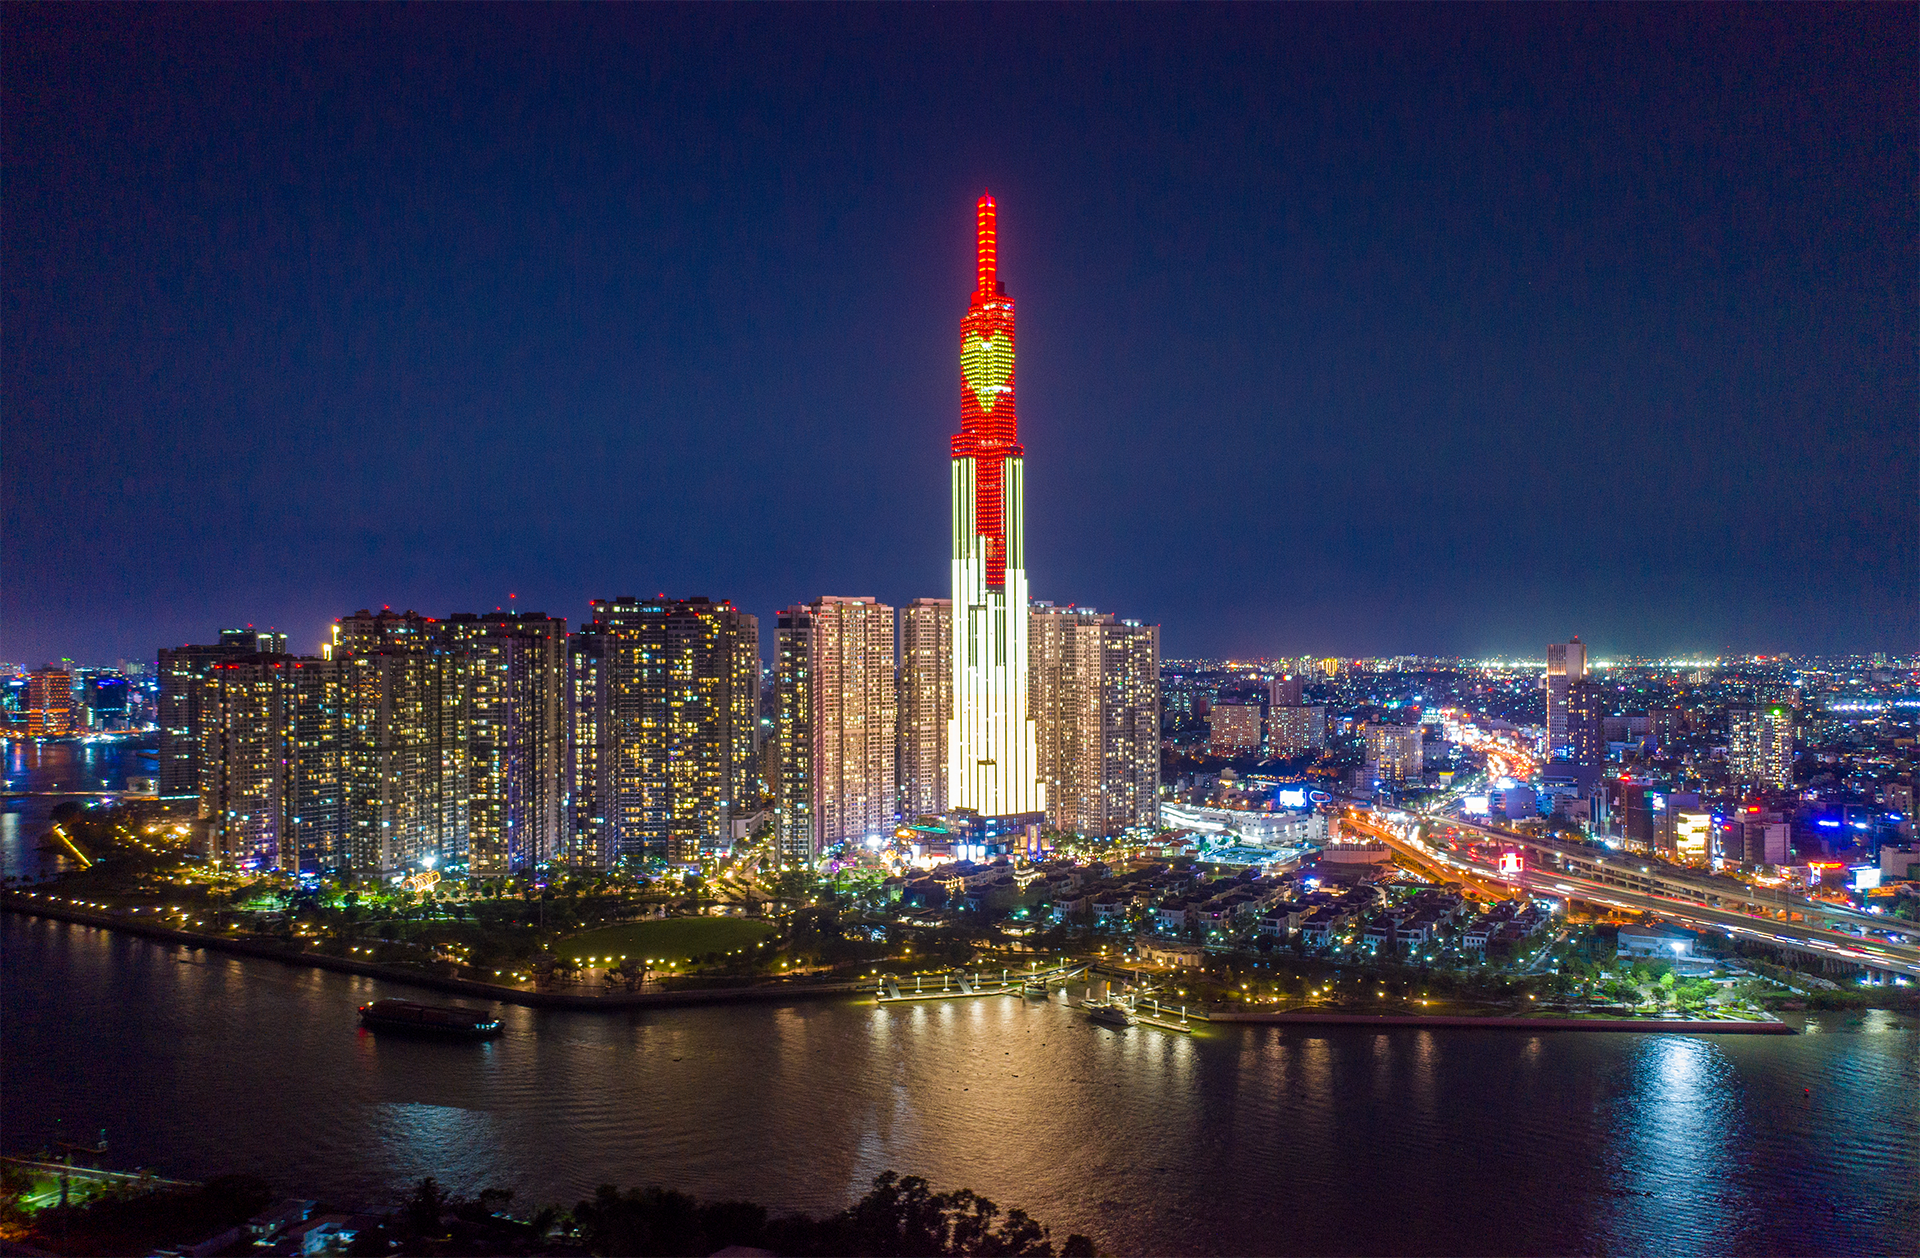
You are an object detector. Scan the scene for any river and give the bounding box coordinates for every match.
[2,914,1915,1255]
[2,735,159,881]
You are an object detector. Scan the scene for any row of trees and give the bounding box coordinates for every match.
[568,1171,1094,1258]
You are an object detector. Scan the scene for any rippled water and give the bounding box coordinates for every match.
[3,916,1915,1255]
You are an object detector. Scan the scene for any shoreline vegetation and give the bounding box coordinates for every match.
[0,1167,1099,1257]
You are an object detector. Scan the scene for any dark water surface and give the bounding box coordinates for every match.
[3,917,1915,1255]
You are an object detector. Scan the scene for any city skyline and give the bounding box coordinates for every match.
[6,6,1915,667]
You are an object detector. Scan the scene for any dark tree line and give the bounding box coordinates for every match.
[569,1171,1095,1258]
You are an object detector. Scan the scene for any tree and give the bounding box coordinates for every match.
[404,1176,449,1236]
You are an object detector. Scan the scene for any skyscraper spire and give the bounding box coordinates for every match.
[948,193,1042,818]
[976,192,997,295]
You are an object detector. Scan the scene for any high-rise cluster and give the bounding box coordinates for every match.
[169,194,1160,878]
[167,600,758,877]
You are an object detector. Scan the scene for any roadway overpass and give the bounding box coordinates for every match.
[1426,812,1920,943]
[1340,810,1920,983]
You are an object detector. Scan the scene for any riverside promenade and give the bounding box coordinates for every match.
[1208,1007,1793,1034]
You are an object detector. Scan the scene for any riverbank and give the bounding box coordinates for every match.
[1208,1008,1794,1033]
[0,894,868,1010]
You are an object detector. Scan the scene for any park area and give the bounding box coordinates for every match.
[557,916,777,967]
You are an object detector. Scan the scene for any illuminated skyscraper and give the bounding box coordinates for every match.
[1029,605,1159,838]
[442,612,567,875]
[159,631,285,796]
[26,664,73,737]
[201,653,344,873]
[948,193,1043,817]
[774,597,897,862]
[1545,638,1587,756]
[1728,703,1793,789]
[587,597,759,863]
[565,624,613,867]
[898,598,952,819]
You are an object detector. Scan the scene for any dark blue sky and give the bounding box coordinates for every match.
[6,4,1914,666]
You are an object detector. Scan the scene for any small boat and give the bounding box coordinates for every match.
[358,998,502,1037]
[1085,1002,1133,1028]
[1023,976,1050,998]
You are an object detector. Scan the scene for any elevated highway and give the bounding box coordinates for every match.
[1340,810,1920,983]
[1428,813,1920,942]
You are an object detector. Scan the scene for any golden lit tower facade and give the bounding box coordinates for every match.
[774,597,897,862]
[898,598,953,819]
[948,193,1043,817]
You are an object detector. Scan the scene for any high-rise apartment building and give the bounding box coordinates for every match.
[200,654,344,872]
[564,625,613,868]
[1567,678,1607,780]
[588,597,759,863]
[1268,704,1328,755]
[158,631,287,796]
[442,613,567,875]
[949,193,1044,818]
[1268,673,1303,709]
[1728,703,1793,789]
[1363,723,1424,782]
[1029,605,1159,839]
[898,598,953,820]
[774,597,897,863]
[26,665,73,737]
[1209,703,1262,756]
[335,638,472,877]
[1545,638,1587,756]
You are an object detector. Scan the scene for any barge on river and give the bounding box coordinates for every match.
[358,999,502,1037]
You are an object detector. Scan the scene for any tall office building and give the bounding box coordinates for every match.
[588,597,759,863]
[774,597,897,863]
[948,193,1044,818]
[1029,605,1159,839]
[83,674,130,730]
[1545,638,1587,756]
[443,613,567,875]
[898,598,952,819]
[26,665,73,737]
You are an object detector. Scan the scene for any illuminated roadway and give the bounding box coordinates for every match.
[1430,812,1920,943]
[1341,810,1920,982]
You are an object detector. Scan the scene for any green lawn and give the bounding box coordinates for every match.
[559,917,777,965]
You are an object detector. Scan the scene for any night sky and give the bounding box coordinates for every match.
[6,5,1914,666]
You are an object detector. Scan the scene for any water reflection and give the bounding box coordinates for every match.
[2,917,1915,1256]
[2,736,157,879]
[1603,1035,1756,1255]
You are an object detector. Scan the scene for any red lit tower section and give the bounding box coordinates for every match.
[953,193,1022,590]
[946,192,1042,819]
